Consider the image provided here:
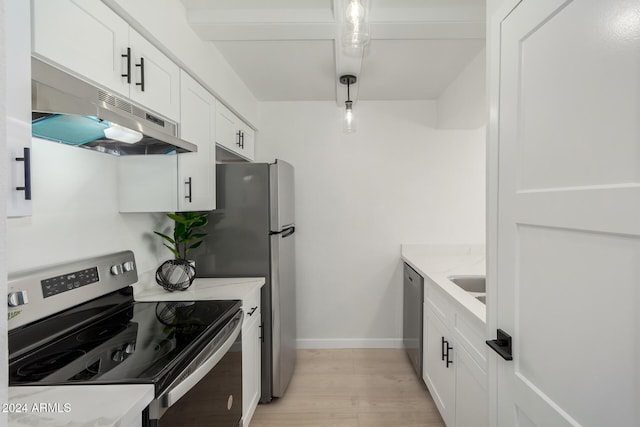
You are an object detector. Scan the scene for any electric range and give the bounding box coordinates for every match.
[8,251,244,426]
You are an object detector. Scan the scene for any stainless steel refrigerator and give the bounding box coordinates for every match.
[193,159,296,403]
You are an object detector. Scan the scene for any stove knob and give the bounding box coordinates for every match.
[124,343,135,354]
[110,264,123,276]
[112,350,124,362]
[8,290,29,307]
[122,261,135,273]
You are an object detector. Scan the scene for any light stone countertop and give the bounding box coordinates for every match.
[132,270,265,303]
[8,384,154,427]
[401,244,486,323]
[8,274,265,427]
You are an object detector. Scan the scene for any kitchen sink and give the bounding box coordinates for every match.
[447,275,486,293]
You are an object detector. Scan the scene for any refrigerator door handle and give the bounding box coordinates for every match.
[270,226,295,238]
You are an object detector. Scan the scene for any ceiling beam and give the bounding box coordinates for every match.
[183,1,485,105]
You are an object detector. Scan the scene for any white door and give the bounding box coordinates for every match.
[491,0,640,426]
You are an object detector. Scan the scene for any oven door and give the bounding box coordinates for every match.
[145,310,243,427]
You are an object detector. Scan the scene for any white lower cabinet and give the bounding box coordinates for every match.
[423,304,456,425]
[422,279,488,427]
[241,286,262,427]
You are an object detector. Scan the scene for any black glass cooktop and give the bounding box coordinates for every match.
[9,289,241,394]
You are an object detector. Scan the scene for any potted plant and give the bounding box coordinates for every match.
[154,212,209,291]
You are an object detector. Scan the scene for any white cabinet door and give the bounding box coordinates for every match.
[423,304,455,426]
[241,286,262,427]
[128,29,181,122]
[238,122,255,161]
[242,312,261,427]
[32,0,130,98]
[215,100,239,152]
[491,0,640,425]
[178,72,215,211]
[454,344,488,427]
[215,100,255,161]
[7,0,32,217]
[118,155,178,213]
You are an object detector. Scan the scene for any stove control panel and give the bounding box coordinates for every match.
[41,267,99,298]
[7,251,138,330]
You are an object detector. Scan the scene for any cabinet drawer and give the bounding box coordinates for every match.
[425,278,450,323]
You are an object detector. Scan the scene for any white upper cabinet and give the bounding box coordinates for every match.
[127,29,180,122]
[215,100,255,161]
[31,0,180,122]
[177,71,216,212]
[7,0,32,217]
[118,72,217,213]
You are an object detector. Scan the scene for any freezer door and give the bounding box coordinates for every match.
[270,159,295,230]
[270,227,296,397]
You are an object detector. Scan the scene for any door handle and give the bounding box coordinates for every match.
[185,177,192,202]
[121,47,131,83]
[15,147,31,200]
[486,329,513,361]
[135,57,145,91]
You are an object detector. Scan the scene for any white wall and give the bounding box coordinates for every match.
[7,139,170,274]
[256,101,485,348]
[437,48,486,129]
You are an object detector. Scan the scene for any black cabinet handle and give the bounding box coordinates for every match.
[247,306,258,316]
[236,130,242,147]
[185,177,192,202]
[441,337,446,361]
[445,341,453,368]
[487,329,513,361]
[15,147,31,200]
[240,131,244,149]
[135,57,145,91]
[121,47,131,83]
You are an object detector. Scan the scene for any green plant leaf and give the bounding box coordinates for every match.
[162,243,179,258]
[153,231,176,245]
[189,241,203,249]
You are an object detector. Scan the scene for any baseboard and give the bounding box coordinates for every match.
[296,338,403,349]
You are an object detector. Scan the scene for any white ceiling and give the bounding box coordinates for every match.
[180,0,486,103]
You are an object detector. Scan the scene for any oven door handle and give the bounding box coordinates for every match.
[160,311,243,408]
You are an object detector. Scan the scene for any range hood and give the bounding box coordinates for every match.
[31,58,196,156]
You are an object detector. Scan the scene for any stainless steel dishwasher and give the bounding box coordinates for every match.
[403,262,424,378]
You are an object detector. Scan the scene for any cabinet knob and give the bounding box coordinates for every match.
[123,261,135,273]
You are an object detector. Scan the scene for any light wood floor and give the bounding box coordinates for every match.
[250,349,446,427]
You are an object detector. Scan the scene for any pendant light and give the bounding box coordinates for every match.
[342,0,370,49]
[340,74,357,133]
